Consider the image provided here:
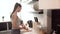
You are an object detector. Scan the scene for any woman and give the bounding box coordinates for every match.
[10,3,31,34]
[10,3,23,34]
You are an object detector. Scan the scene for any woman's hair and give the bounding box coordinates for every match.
[10,3,22,18]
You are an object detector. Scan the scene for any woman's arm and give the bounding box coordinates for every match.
[12,15,17,28]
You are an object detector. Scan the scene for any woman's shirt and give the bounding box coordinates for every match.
[11,14,21,29]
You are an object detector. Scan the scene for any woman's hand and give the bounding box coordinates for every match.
[19,25,23,29]
[19,24,32,32]
[19,24,26,29]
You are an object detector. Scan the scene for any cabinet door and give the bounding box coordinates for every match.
[52,9,60,31]
[0,22,7,31]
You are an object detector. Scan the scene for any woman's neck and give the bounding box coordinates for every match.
[13,11,17,15]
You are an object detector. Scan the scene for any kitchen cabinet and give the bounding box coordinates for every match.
[0,21,12,31]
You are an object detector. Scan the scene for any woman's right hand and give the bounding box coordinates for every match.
[19,25,23,29]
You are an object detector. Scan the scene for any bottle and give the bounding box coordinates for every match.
[2,16,4,21]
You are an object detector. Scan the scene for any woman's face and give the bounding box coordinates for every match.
[16,6,21,12]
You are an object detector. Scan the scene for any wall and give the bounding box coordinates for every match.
[32,10,48,33]
[39,0,60,9]
[33,14,44,26]
[32,10,48,27]
[33,10,52,34]
[0,0,20,22]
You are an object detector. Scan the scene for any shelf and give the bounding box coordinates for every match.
[30,10,43,14]
[28,0,38,4]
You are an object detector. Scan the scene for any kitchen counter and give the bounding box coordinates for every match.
[0,21,46,34]
[0,21,12,31]
[0,28,45,34]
